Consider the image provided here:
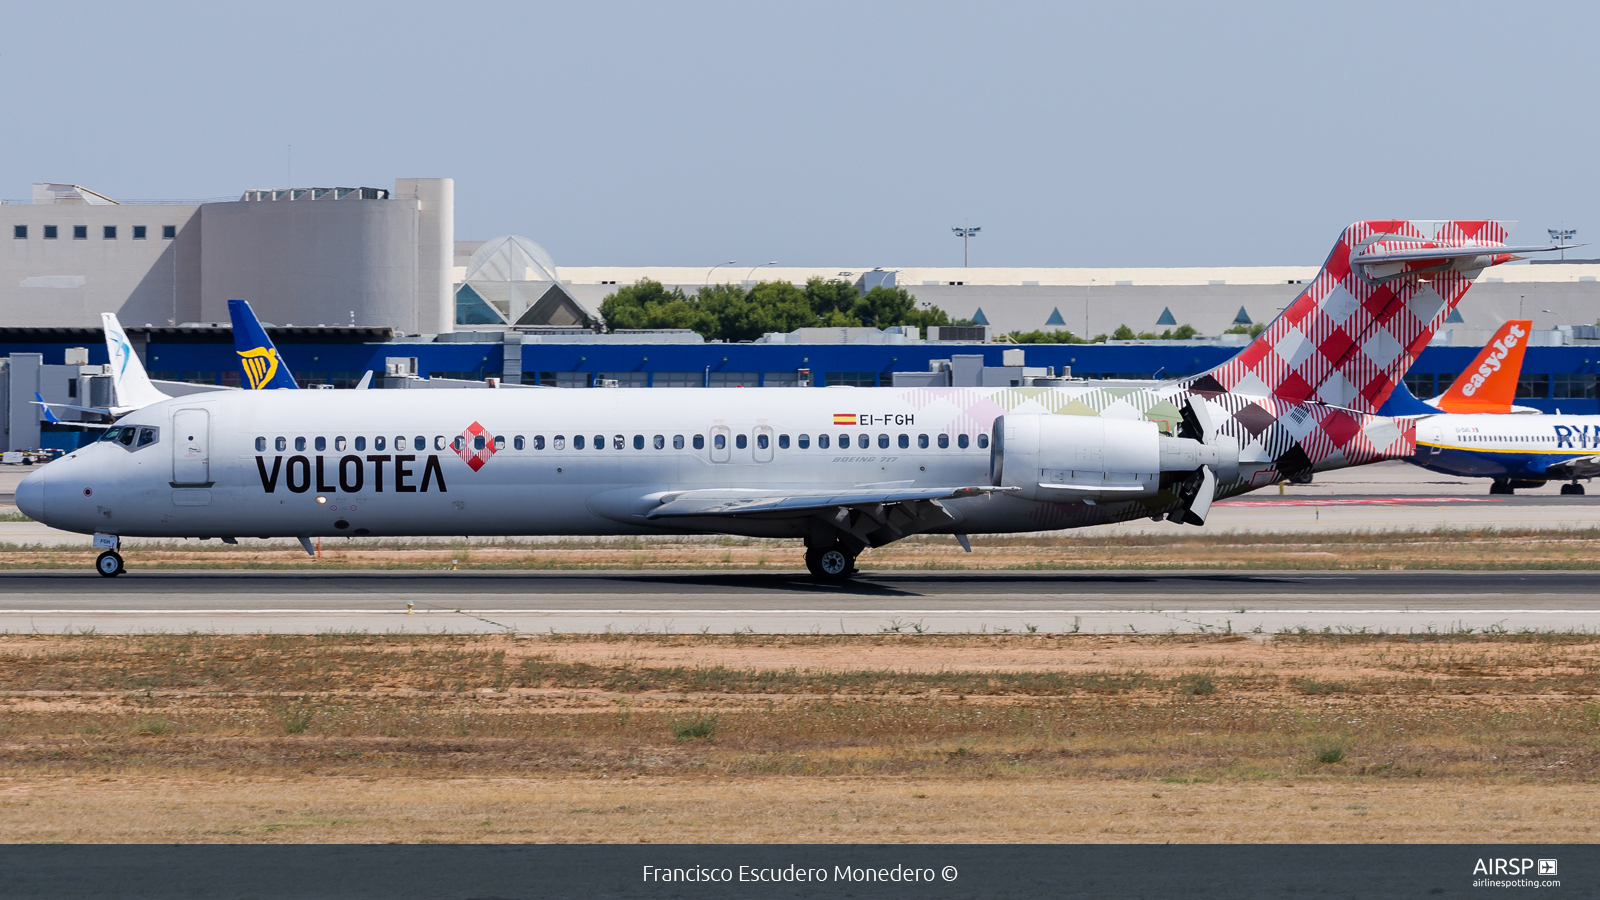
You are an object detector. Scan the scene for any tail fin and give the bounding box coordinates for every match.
[101,313,171,411]
[1434,319,1531,413]
[228,299,298,390]
[1194,221,1549,413]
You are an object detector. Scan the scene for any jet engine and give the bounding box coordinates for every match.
[991,411,1238,524]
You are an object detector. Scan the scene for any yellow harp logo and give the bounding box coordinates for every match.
[238,347,279,390]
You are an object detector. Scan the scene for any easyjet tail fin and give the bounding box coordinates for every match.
[101,313,171,412]
[1434,320,1531,414]
[1193,221,1560,414]
[227,299,298,390]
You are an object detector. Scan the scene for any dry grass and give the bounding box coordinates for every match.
[6,526,1600,571]
[1,632,1598,842]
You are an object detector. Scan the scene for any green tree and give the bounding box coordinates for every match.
[1111,324,1137,340]
[1006,329,1084,344]
[802,277,860,322]
[599,280,711,333]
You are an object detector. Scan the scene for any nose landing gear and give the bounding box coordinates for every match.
[95,550,125,577]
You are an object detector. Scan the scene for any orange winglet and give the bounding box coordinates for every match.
[1436,320,1532,414]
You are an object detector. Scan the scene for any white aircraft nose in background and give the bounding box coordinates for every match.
[15,467,44,521]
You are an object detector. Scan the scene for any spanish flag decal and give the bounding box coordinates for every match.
[833,413,856,425]
[238,346,280,390]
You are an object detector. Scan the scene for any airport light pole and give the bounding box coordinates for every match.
[1549,228,1577,261]
[704,260,737,286]
[951,226,980,267]
[745,261,777,284]
[1543,308,1571,328]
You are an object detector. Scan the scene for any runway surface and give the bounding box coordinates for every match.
[2,570,1596,634]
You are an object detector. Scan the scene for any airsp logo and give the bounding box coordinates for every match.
[1472,858,1554,876]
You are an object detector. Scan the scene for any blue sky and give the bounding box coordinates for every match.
[3,1,1594,268]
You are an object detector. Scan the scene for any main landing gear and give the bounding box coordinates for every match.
[805,545,858,583]
[1562,482,1587,496]
[95,550,125,577]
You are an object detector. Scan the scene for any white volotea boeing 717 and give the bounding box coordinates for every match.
[17,221,1562,578]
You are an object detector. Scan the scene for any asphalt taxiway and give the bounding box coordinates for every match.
[2,570,1595,635]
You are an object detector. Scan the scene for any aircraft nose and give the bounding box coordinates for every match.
[15,466,45,521]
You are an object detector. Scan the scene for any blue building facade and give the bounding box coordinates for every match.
[5,328,1597,423]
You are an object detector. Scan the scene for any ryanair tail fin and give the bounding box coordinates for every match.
[101,313,171,412]
[1435,319,1531,414]
[228,299,298,390]
[1195,221,1559,414]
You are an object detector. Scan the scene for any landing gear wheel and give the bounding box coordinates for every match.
[95,550,125,577]
[1562,482,1586,495]
[805,547,856,583]
[1489,481,1514,495]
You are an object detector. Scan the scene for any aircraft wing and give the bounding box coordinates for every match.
[1542,456,1600,481]
[646,485,1013,518]
[620,484,1016,549]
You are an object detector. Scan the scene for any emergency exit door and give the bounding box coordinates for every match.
[171,409,210,485]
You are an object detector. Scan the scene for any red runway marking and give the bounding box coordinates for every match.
[1216,497,1500,507]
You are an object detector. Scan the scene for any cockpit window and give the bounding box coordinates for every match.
[118,428,135,446]
[137,427,158,447]
[99,427,124,443]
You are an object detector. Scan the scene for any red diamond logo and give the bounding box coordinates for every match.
[455,421,497,472]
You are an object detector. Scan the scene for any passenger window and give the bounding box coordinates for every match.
[335,436,346,451]
[819,434,830,449]
[295,437,307,452]
[840,433,852,448]
[756,434,769,450]
[396,435,406,450]
[958,434,969,449]
[858,434,870,449]
[534,435,545,450]
[978,434,990,448]
[493,435,504,450]
[713,434,726,450]
[736,434,748,450]
[938,433,949,449]
[314,437,327,452]
[138,427,158,447]
[453,436,466,452]
[778,434,789,449]
[898,434,909,449]
[878,434,890,449]
[275,436,287,451]
[653,435,665,450]
[693,434,704,450]
[917,434,928,449]
[515,436,525,450]
[374,436,386,451]
[632,435,644,450]
[673,435,684,449]
[255,436,266,452]
[596,434,606,450]
[474,435,485,451]
[574,435,585,449]
[554,435,565,450]
[355,436,366,451]
[798,434,810,449]
[434,436,446,451]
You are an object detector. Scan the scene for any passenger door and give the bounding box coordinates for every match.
[171,408,210,485]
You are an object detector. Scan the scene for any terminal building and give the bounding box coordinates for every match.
[3,178,1600,450]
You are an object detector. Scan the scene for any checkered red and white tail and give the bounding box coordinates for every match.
[1195,220,1515,415]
